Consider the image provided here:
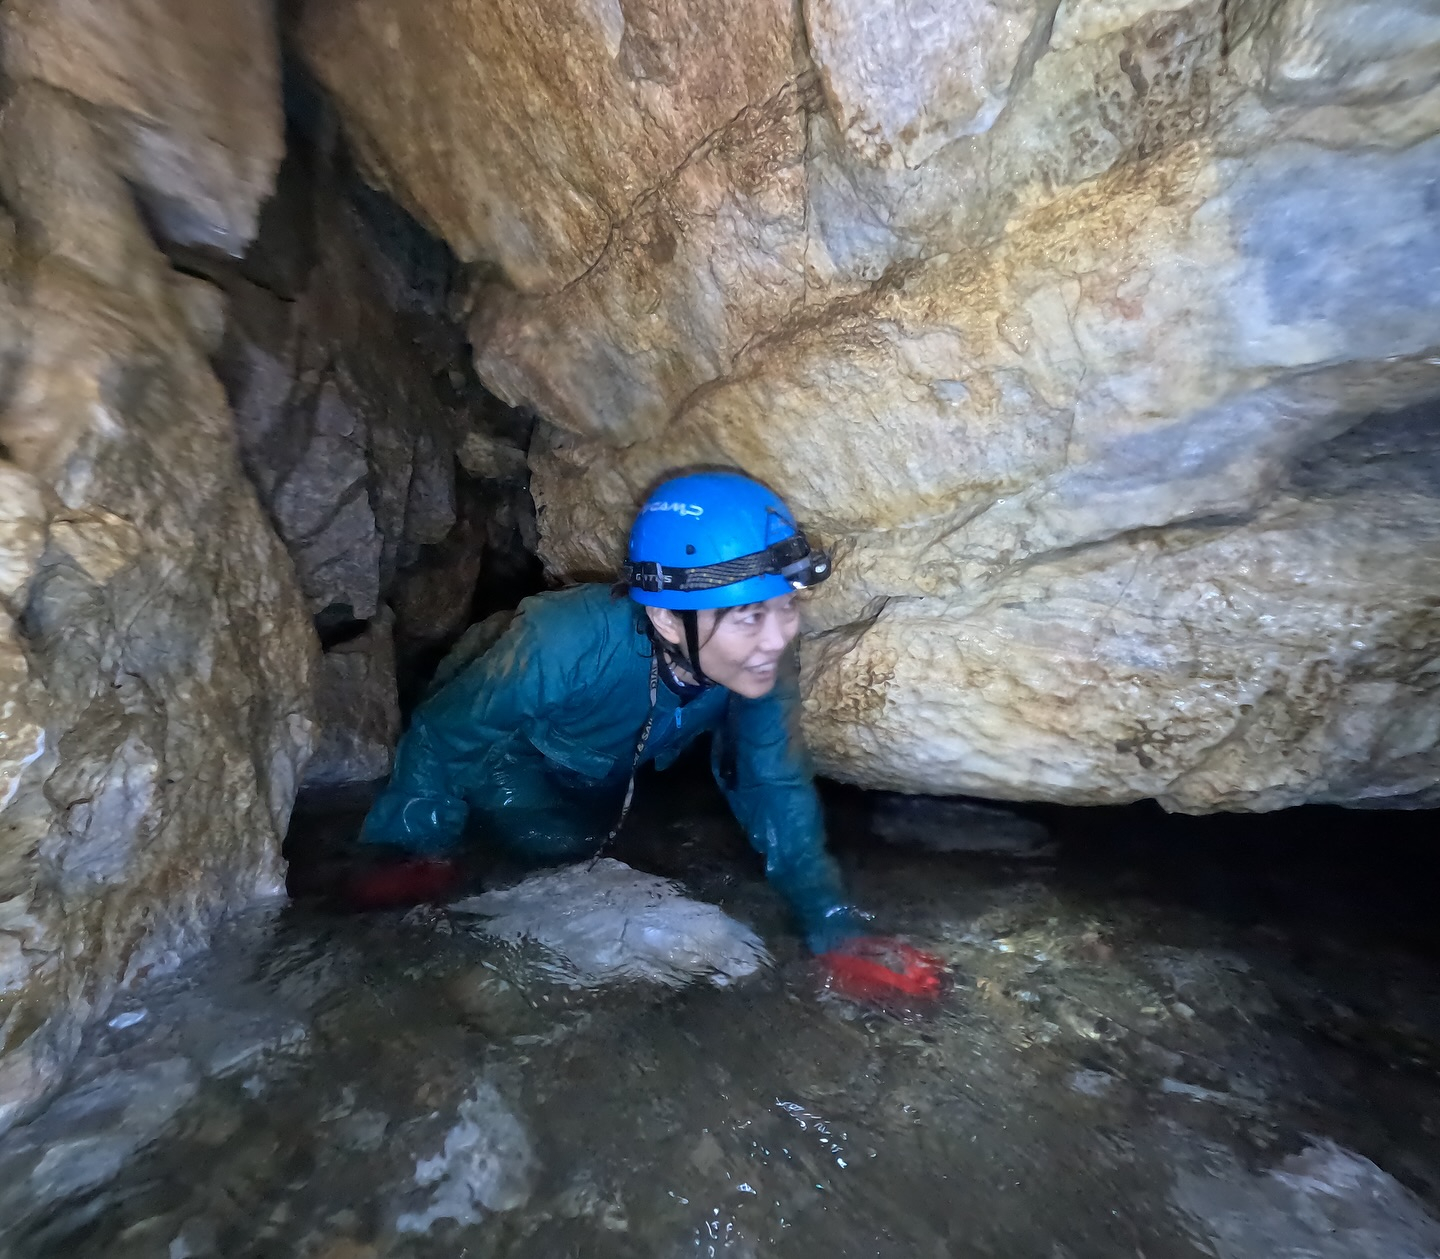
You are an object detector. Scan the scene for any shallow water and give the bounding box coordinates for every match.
[5,777,1440,1259]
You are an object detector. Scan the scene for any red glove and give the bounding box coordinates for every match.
[342,857,461,911]
[818,936,947,1005]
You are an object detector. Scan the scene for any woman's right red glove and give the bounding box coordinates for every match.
[817,936,947,1005]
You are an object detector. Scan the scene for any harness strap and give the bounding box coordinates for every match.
[589,651,659,868]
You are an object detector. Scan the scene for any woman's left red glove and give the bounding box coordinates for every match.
[342,856,461,911]
[817,936,947,1005]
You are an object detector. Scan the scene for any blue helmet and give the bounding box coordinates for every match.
[623,471,831,609]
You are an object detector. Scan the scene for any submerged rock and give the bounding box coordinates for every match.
[394,1080,536,1234]
[0,1059,199,1236]
[446,967,548,1040]
[449,859,771,989]
[1171,1138,1440,1258]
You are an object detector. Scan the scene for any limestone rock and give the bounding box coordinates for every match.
[457,433,530,485]
[169,273,228,355]
[0,80,313,1135]
[226,324,385,620]
[296,0,798,290]
[450,859,772,989]
[1171,1138,1440,1258]
[1,0,283,255]
[214,131,527,639]
[1254,0,1440,107]
[390,481,493,651]
[305,610,401,788]
[801,407,1440,812]
[298,0,1440,811]
[0,1058,199,1236]
[394,1081,536,1234]
[806,0,1046,167]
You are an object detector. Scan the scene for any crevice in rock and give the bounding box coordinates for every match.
[151,55,549,790]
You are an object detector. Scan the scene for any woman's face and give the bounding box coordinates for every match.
[647,593,802,698]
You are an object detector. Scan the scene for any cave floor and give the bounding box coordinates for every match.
[5,780,1440,1258]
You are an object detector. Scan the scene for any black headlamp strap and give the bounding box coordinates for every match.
[624,532,828,595]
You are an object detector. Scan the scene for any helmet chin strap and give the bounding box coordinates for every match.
[642,610,713,693]
[680,610,711,687]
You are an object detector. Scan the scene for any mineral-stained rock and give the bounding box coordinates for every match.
[1,0,284,255]
[300,0,1440,811]
[805,0,1047,167]
[296,0,798,291]
[305,609,401,788]
[0,78,313,1134]
[797,406,1440,812]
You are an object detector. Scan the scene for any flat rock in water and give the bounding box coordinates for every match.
[1171,1138,1440,1259]
[870,793,1053,858]
[449,859,770,989]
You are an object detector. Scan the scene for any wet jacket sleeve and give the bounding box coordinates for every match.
[712,668,864,954]
[361,612,561,852]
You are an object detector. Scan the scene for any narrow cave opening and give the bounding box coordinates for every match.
[4,0,1440,1253]
[188,59,549,789]
[171,49,1440,1257]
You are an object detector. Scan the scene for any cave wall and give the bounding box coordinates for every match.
[2,0,1437,1137]
[299,0,1440,811]
[209,82,539,785]
[0,1,317,1131]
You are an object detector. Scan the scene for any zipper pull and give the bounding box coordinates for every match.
[675,707,683,729]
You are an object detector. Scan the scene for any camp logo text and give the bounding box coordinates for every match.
[643,501,704,517]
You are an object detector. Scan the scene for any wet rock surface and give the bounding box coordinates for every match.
[0,30,314,1130]
[212,97,537,636]
[449,857,772,988]
[305,610,401,789]
[5,787,1440,1257]
[297,0,1440,810]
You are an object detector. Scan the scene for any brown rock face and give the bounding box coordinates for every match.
[0,64,313,1131]
[2,0,284,255]
[301,0,1440,811]
[296,0,797,290]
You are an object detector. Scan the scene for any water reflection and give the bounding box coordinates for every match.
[4,783,1440,1258]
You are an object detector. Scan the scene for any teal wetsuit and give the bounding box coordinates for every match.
[361,584,862,952]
